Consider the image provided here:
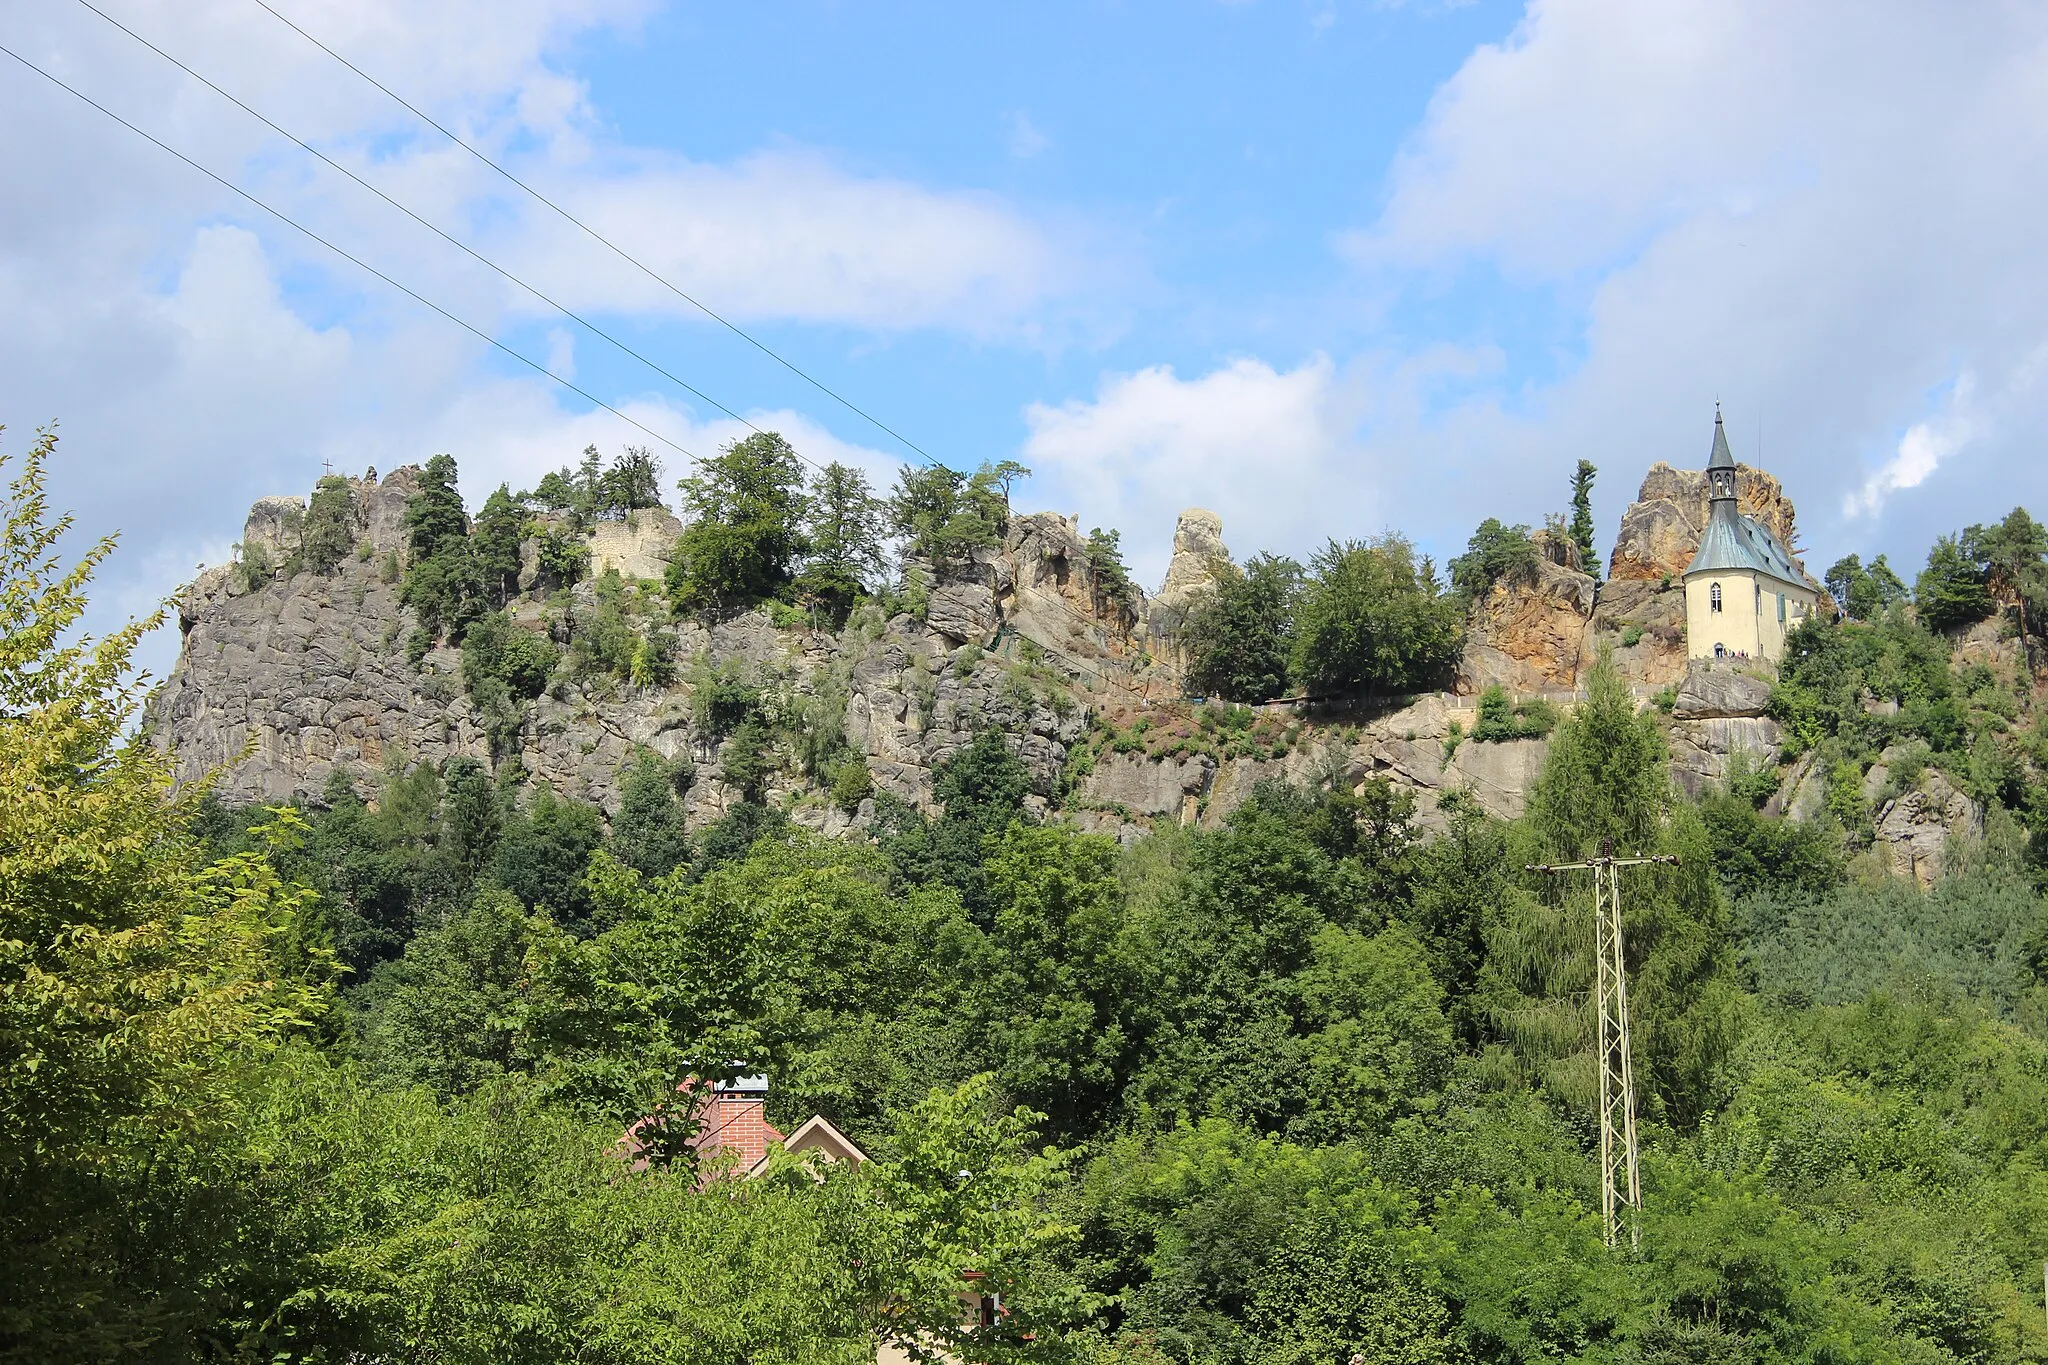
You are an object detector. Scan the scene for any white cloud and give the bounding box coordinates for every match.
[0,0,1129,682]
[1843,375,1977,520]
[1021,356,1357,588]
[1334,0,2048,568]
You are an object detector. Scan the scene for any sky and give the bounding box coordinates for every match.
[5,0,2048,683]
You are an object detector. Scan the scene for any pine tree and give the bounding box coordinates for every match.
[1568,459,1600,580]
[472,484,525,605]
[303,474,356,573]
[405,453,469,561]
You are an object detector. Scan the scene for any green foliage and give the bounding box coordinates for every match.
[0,428,335,1357]
[1183,553,1303,704]
[1568,458,1599,579]
[889,460,1011,567]
[797,459,886,622]
[1917,531,1997,631]
[1769,612,1963,761]
[494,784,606,933]
[609,751,693,879]
[1824,551,1909,620]
[1450,516,1539,601]
[1291,535,1461,697]
[669,432,809,615]
[303,474,356,573]
[1086,526,1137,615]
[461,609,559,701]
[1471,684,1558,741]
[405,452,469,561]
[472,482,526,603]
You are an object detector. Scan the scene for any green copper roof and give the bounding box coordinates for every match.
[1688,501,1805,586]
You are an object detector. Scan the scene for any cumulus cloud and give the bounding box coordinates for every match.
[1337,0,2048,568]
[1021,356,1357,588]
[0,0,1121,680]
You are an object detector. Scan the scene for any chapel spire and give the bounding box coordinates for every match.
[1706,405,1736,504]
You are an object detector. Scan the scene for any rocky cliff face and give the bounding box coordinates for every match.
[152,457,1994,872]
[150,469,1582,844]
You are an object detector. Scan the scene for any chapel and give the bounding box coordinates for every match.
[1682,408,1822,663]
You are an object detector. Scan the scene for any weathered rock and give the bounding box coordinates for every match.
[1458,556,1595,696]
[1668,716,1780,797]
[588,508,683,581]
[1607,461,1805,583]
[1078,750,1215,819]
[926,579,998,644]
[1592,577,1689,689]
[1873,769,1982,887]
[1672,662,1773,719]
[242,496,305,563]
[1763,750,1827,822]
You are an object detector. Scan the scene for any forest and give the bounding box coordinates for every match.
[9,421,2048,1365]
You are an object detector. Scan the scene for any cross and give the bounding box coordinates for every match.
[322,457,334,476]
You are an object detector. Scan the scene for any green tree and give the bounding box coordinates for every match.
[798,460,886,621]
[1184,552,1300,702]
[494,785,605,933]
[1965,505,2048,640]
[669,433,810,614]
[1916,532,1995,630]
[609,750,693,879]
[1086,527,1138,616]
[0,428,333,1356]
[1568,459,1600,579]
[473,483,526,604]
[595,445,664,519]
[968,823,1142,1141]
[354,885,534,1096]
[1449,517,1539,602]
[303,473,356,572]
[1291,535,1462,698]
[889,462,1006,567]
[405,452,469,561]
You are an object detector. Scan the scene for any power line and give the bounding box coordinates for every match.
[244,0,940,468]
[0,38,695,462]
[71,0,783,454]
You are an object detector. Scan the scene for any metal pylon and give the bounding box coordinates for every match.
[1527,843,1677,1251]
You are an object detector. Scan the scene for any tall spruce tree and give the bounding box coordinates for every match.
[1568,458,1599,579]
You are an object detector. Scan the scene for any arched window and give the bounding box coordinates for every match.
[1709,582,1722,612]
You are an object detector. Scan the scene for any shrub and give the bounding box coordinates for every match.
[828,758,873,812]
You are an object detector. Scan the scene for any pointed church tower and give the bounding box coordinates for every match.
[1681,407,1820,664]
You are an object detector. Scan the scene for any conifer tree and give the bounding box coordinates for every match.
[1568,458,1600,579]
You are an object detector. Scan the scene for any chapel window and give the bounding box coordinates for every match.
[1710,583,1722,612]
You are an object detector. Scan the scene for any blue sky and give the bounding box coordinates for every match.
[5,0,2048,681]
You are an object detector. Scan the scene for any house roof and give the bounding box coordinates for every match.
[753,1114,870,1176]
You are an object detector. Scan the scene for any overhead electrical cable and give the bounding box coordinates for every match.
[244,0,941,468]
[72,0,788,455]
[0,39,697,461]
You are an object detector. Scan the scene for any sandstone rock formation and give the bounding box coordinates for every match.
[1607,461,1806,583]
[1457,548,1595,696]
[1872,767,1982,887]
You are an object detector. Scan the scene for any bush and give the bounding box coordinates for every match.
[828,758,873,812]
[1291,536,1462,698]
[1471,685,1557,741]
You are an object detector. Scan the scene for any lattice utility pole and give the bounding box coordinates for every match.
[1526,840,1677,1251]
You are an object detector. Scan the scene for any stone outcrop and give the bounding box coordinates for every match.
[588,507,684,581]
[1671,662,1772,719]
[1457,550,1595,696]
[1607,461,1806,583]
[1592,577,1689,689]
[1873,768,1982,887]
